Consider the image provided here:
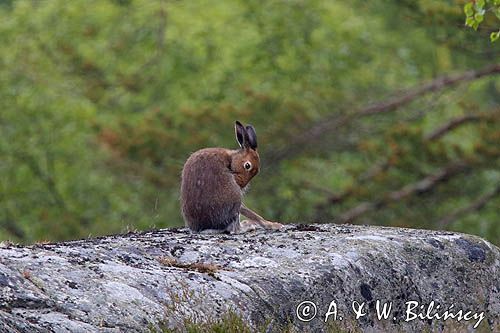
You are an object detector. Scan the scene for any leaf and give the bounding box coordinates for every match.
[465,16,476,27]
[464,3,474,17]
[491,30,500,42]
[474,13,484,24]
[465,16,476,28]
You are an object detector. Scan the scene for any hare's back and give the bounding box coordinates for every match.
[181,148,240,201]
[181,148,242,230]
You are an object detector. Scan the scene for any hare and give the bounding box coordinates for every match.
[181,121,283,233]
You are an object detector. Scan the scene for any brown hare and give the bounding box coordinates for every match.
[181,121,283,233]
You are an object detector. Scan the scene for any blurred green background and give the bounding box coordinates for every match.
[0,0,498,245]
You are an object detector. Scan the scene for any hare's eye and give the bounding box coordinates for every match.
[243,161,252,171]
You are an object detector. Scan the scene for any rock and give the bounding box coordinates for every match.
[0,224,498,332]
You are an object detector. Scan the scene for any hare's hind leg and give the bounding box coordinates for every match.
[223,216,258,233]
[223,214,245,233]
[238,219,259,233]
[257,220,284,230]
[224,219,258,233]
[240,204,284,230]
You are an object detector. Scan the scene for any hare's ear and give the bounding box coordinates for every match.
[235,121,248,148]
[245,125,258,150]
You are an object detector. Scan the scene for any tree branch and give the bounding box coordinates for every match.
[312,160,389,220]
[138,1,167,71]
[336,161,470,223]
[358,64,500,116]
[425,114,483,141]
[311,106,499,221]
[13,152,68,211]
[267,63,500,164]
[0,215,25,240]
[0,192,26,240]
[436,185,500,228]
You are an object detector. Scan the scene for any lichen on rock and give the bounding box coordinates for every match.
[0,224,498,332]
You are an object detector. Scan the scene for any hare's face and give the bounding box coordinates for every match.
[231,148,260,189]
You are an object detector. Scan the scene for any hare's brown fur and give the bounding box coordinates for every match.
[180,121,282,233]
[181,147,258,231]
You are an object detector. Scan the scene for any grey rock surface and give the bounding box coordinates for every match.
[0,223,498,332]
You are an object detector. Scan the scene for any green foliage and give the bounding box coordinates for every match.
[151,310,346,333]
[464,0,500,41]
[0,0,498,245]
[155,311,254,333]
